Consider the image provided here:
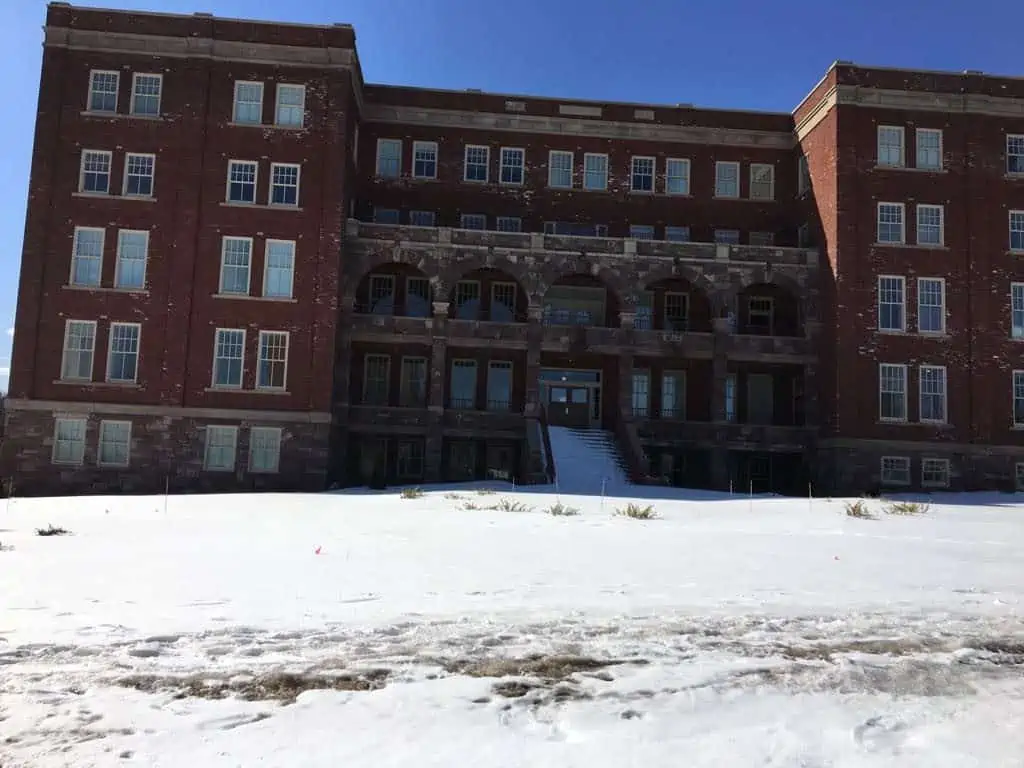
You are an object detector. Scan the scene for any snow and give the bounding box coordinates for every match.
[2,487,1024,767]
[547,426,629,493]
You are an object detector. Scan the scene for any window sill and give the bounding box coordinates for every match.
[203,387,291,395]
[877,420,950,427]
[98,462,131,469]
[72,192,157,203]
[1009,250,1024,257]
[873,165,947,174]
[876,328,908,335]
[52,379,141,389]
[211,293,297,303]
[1004,173,1024,181]
[227,121,305,131]
[63,284,149,294]
[410,175,438,182]
[80,110,165,122]
[628,189,655,195]
[52,460,85,467]
[219,201,303,212]
[874,242,949,250]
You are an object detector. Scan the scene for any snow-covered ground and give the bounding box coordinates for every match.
[2,487,1023,766]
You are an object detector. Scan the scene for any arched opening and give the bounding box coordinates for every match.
[354,264,433,318]
[736,282,802,337]
[640,277,714,333]
[542,274,621,328]
[448,268,528,322]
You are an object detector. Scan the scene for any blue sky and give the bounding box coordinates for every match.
[0,0,1019,393]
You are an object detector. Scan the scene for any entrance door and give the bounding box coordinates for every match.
[546,385,591,428]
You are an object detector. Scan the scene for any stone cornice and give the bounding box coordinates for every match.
[4,397,332,424]
[363,104,797,150]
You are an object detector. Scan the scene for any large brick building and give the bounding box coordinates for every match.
[4,3,1024,496]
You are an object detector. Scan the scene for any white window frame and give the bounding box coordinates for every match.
[629,224,655,240]
[877,202,905,244]
[269,162,301,207]
[630,156,655,193]
[464,144,490,183]
[879,363,908,422]
[714,161,740,198]
[496,216,522,233]
[919,364,948,424]
[880,456,911,486]
[665,158,690,195]
[499,147,525,185]
[106,322,141,384]
[877,125,905,168]
[917,277,945,334]
[60,319,97,382]
[79,149,112,194]
[1008,134,1024,175]
[87,70,119,113]
[232,81,264,124]
[877,275,906,332]
[263,239,295,299]
[583,153,608,191]
[916,204,944,246]
[1014,370,1024,427]
[226,159,258,204]
[412,141,438,180]
[376,138,402,178]
[122,152,155,197]
[248,426,283,474]
[916,128,942,171]
[921,458,950,488]
[130,73,162,117]
[460,213,487,230]
[114,229,149,290]
[548,150,573,188]
[274,83,305,128]
[1010,210,1024,253]
[749,163,775,200]
[1012,282,1024,339]
[203,425,239,472]
[97,420,132,467]
[256,330,289,391]
[52,418,87,466]
[218,236,253,296]
[69,226,105,287]
[212,328,246,389]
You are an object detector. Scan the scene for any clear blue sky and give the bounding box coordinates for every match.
[0,0,1018,393]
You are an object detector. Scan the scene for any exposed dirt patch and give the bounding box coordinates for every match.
[443,654,646,681]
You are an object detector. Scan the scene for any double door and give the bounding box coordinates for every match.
[546,385,592,428]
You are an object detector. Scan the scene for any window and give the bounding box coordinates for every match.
[275,84,305,127]
[1014,371,1024,426]
[921,458,950,488]
[52,418,87,465]
[746,296,773,334]
[1008,135,1024,175]
[583,153,608,191]
[877,275,905,332]
[544,222,607,237]
[98,421,131,467]
[112,230,148,291]
[798,223,811,248]
[450,360,477,409]
[877,126,905,167]
[486,361,513,411]
[376,139,402,178]
[917,278,945,333]
[79,150,111,194]
[373,207,400,224]
[212,329,245,388]
[1011,211,1024,252]
[399,357,428,407]
[500,147,525,185]
[257,331,289,390]
[363,354,390,405]
[130,74,161,116]
[664,293,688,331]
[666,158,690,195]
[496,216,521,233]
[226,160,257,204]
[264,240,295,299]
[413,141,438,179]
[270,163,300,206]
[1012,283,1024,339]
[368,274,395,314]
[396,440,425,480]
[714,229,740,244]
[106,322,140,383]
[880,456,910,486]
[877,202,905,244]
[919,365,947,423]
[219,237,252,295]
[204,425,238,471]
[61,320,96,381]
[464,145,489,182]
[879,363,907,421]
[548,150,573,188]
[1017,463,1024,491]
[916,129,942,170]
[410,210,436,227]
[749,163,775,200]
[630,156,654,192]
[917,205,944,246]
[797,155,810,195]
[87,70,118,112]
[724,374,737,422]
[407,277,431,317]
[460,214,486,230]
[632,371,650,416]
[491,282,516,321]
[454,281,481,320]
[70,227,104,287]
[714,161,739,198]
[636,292,653,330]
[630,225,654,240]
[233,81,263,124]
[665,226,690,242]
[661,371,686,419]
[249,427,282,473]
[749,231,774,247]
[123,153,155,197]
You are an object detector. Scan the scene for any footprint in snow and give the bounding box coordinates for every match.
[854,715,909,753]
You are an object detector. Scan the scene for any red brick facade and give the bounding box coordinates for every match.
[3,4,1024,496]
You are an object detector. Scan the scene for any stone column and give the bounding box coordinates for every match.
[524,304,544,417]
[425,301,449,482]
[710,316,732,491]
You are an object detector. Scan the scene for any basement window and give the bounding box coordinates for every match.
[880,456,910,486]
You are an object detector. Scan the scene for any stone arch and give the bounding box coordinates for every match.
[539,263,625,328]
[732,275,804,337]
[642,268,716,333]
[438,250,538,297]
[536,256,629,305]
[445,266,531,322]
[351,260,434,317]
[344,246,441,300]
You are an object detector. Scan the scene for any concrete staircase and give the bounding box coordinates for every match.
[547,426,631,495]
